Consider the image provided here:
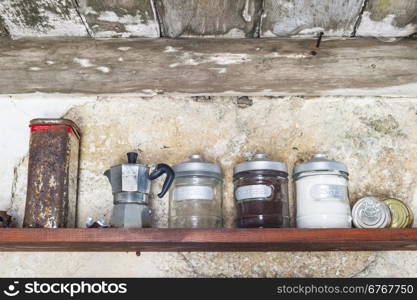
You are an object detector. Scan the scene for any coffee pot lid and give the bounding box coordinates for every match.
[174,154,223,178]
[293,153,348,176]
[233,153,288,175]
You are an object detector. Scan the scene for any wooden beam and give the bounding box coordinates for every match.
[261,0,364,37]
[0,0,89,38]
[154,0,263,38]
[0,37,416,96]
[0,228,417,252]
[357,0,417,38]
[77,0,160,38]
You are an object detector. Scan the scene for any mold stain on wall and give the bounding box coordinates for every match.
[0,0,89,37]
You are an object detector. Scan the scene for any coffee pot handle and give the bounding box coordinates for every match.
[149,164,175,198]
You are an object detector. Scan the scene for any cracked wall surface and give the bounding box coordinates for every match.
[1,94,417,277]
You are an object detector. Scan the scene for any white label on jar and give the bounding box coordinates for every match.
[310,184,347,201]
[235,185,272,202]
[174,186,214,201]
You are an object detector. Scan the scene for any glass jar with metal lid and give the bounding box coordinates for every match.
[233,153,289,228]
[293,154,352,228]
[169,154,223,228]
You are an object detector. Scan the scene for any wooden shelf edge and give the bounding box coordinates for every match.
[0,228,416,252]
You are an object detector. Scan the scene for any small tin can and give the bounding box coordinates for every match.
[352,197,391,228]
[23,119,81,228]
[383,198,413,228]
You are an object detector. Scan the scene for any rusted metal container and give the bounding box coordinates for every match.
[23,119,81,228]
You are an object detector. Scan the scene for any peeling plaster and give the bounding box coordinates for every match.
[79,0,159,38]
[357,12,417,37]
[93,10,159,37]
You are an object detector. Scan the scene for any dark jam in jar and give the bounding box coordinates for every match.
[234,170,289,227]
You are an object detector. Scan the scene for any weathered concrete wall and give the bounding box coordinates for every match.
[1,94,417,277]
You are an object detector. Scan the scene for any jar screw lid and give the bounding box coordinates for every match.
[173,154,223,178]
[233,153,288,175]
[293,153,348,176]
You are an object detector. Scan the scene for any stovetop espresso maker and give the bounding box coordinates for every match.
[104,152,175,228]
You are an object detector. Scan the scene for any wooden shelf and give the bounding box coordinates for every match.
[0,228,417,252]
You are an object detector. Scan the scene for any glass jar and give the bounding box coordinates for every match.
[294,154,352,228]
[169,154,223,228]
[233,154,289,228]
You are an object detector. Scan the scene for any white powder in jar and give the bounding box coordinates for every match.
[295,172,352,228]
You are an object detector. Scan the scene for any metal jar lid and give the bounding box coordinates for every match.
[293,153,348,177]
[30,118,81,139]
[233,153,288,175]
[173,154,223,179]
[383,198,413,228]
[352,197,392,228]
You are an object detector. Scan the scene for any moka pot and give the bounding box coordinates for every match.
[104,152,174,228]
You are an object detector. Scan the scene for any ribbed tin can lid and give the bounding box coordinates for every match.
[293,153,348,176]
[233,153,288,175]
[352,197,391,228]
[173,154,223,179]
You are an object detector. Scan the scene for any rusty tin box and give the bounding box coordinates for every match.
[23,119,81,228]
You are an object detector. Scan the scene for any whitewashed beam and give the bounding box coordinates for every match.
[261,0,364,37]
[0,0,89,38]
[0,38,416,97]
[154,0,263,38]
[77,0,159,38]
[357,0,417,38]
